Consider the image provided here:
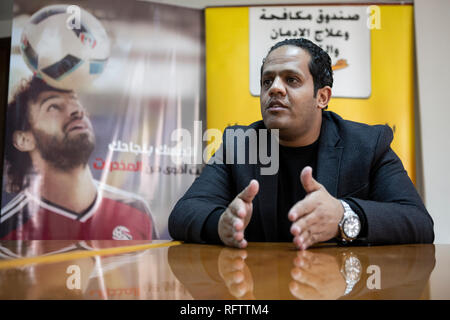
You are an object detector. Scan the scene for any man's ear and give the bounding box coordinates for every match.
[316,86,332,109]
[12,131,35,152]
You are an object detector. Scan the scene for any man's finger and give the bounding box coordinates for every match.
[232,216,244,231]
[226,234,247,249]
[295,230,325,250]
[219,210,246,247]
[234,231,244,241]
[238,239,248,249]
[221,208,242,231]
[296,223,321,241]
[290,211,318,235]
[300,166,321,194]
[228,199,249,219]
[288,195,316,222]
[293,230,315,250]
[238,179,259,203]
[224,234,246,248]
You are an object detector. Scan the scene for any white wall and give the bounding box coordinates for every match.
[415,0,450,244]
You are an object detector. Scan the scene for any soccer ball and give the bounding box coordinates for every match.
[20,5,110,91]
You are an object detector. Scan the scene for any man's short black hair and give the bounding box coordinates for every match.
[260,38,333,97]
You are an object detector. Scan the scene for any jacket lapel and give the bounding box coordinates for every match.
[316,113,343,197]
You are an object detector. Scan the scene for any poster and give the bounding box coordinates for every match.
[1,0,204,240]
[249,6,371,98]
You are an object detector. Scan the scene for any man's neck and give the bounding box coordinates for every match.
[38,166,97,214]
[278,117,322,147]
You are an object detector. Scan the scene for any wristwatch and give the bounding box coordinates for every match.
[340,251,362,295]
[338,200,361,243]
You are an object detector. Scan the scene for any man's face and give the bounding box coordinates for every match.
[27,90,95,170]
[260,45,322,143]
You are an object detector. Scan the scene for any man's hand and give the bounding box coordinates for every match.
[288,166,344,250]
[218,180,259,248]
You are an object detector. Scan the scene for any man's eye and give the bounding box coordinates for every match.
[262,79,273,87]
[47,104,60,111]
[287,77,299,84]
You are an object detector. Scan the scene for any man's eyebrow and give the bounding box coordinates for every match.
[282,69,304,76]
[39,95,60,108]
[262,69,305,78]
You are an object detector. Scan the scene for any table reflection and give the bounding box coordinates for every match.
[218,248,255,299]
[0,240,191,300]
[290,250,346,299]
[168,244,436,300]
[0,241,437,300]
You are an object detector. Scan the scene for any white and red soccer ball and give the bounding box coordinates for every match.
[20,5,110,90]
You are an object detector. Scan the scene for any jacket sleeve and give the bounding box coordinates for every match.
[348,125,434,244]
[168,140,234,243]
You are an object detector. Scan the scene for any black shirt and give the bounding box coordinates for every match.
[276,139,319,241]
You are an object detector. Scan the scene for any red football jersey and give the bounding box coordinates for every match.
[0,181,157,240]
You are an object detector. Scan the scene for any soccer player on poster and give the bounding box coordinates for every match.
[0,5,157,240]
[0,77,158,240]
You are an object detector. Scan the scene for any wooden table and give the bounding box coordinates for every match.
[0,240,448,300]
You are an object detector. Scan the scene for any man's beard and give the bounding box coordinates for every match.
[32,128,95,171]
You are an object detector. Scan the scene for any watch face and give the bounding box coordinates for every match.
[343,216,361,238]
[344,256,362,281]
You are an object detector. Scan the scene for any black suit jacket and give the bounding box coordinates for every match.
[169,111,434,244]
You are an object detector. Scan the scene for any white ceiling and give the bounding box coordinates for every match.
[140,0,413,9]
[0,0,414,19]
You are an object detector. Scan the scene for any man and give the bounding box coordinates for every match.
[0,76,157,240]
[169,38,434,249]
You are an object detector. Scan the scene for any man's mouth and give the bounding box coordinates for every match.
[266,100,288,111]
[65,119,88,133]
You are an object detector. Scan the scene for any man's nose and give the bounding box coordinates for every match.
[268,77,286,96]
[68,101,85,118]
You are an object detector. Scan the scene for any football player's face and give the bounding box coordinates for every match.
[27,90,95,169]
[28,90,94,141]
